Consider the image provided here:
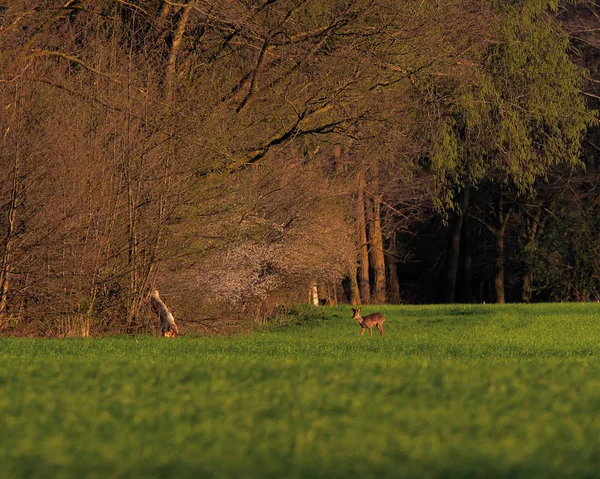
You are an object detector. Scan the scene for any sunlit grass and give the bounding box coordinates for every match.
[1,303,599,478]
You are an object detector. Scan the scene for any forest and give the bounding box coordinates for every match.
[1,0,599,335]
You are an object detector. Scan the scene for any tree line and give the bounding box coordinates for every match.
[0,0,598,335]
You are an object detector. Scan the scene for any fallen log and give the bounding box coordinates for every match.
[149,289,179,337]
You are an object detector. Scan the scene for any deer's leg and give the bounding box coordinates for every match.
[377,324,384,336]
[369,327,373,336]
[360,327,365,336]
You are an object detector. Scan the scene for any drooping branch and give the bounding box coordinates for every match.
[23,0,88,49]
[27,49,121,82]
[164,2,194,105]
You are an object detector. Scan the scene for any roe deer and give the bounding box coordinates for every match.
[351,308,385,336]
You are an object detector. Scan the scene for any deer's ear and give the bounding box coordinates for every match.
[351,308,356,313]
[357,308,361,313]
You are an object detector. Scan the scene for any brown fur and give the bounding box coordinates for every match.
[351,308,385,336]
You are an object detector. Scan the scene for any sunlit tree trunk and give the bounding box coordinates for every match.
[356,172,370,303]
[348,261,361,306]
[369,193,387,303]
[309,282,319,306]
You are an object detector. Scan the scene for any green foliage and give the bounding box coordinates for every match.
[2,303,600,478]
[489,1,592,177]
[532,202,600,301]
[430,0,595,208]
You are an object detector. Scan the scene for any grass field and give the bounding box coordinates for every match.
[1,303,600,478]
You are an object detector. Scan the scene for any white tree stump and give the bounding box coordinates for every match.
[149,289,179,337]
[310,282,319,306]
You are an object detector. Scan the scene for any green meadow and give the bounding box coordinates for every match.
[1,303,600,478]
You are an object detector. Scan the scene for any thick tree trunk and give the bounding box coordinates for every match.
[349,262,361,306]
[356,172,370,303]
[369,194,387,303]
[386,254,401,304]
[471,196,513,304]
[445,186,469,303]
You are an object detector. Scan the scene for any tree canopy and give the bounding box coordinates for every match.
[0,0,597,335]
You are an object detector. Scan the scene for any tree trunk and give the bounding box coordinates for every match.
[369,194,387,303]
[23,0,89,50]
[461,213,474,303]
[356,172,370,303]
[309,282,319,306]
[522,272,532,303]
[494,205,512,304]
[333,144,344,174]
[349,262,361,306]
[471,196,513,304]
[386,232,401,304]
[0,86,21,318]
[520,204,544,303]
[132,4,195,323]
[0,170,17,317]
[327,282,338,305]
[494,232,506,304]
[335,280,345,305]
[318,282,333,305]
[445,185,469,303]
[164,3,193,105]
